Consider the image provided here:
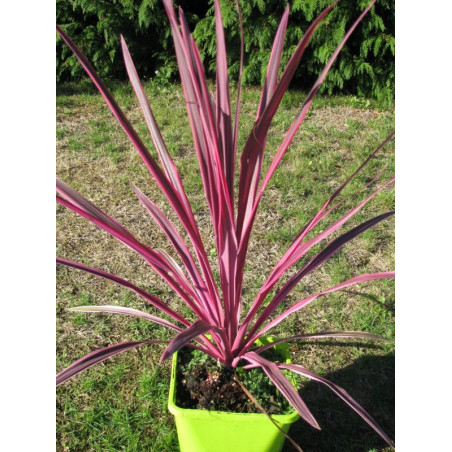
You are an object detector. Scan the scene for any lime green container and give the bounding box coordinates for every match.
[168,339,300,452]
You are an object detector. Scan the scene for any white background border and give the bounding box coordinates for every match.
[2,0,451,449]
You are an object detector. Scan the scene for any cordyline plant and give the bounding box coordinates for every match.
[56,0,394,448]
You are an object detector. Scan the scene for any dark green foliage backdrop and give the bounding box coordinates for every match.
[56,0,394,101]
[56,0,208,82]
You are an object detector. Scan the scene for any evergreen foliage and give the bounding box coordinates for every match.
[56,0,206,82]
[194,0,394,101]
[56,0,394,100]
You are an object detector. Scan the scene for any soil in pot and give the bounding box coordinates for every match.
[176,347,295,415]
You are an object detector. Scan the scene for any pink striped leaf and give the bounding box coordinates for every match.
[160,320,216,362]
[153,249,193,294]
[233,1,342,312]
[237,132,394,313]
[131,184,208,298]
[242,131,395,264]
[56,190,203,314]
[56,257,189,326]
[236,177,394,346]
[214,0,234,200]
[254,273,395,342]
[232,0,244,160]
[162,0,217,214]
[68,305,182,332]
[255,1,377,212]
[241,351,320,429]
[179,7,238,237]
[170,6,239,315]
[56,25,192,228]
[241,5,289,234]
[120,36,192,215]
[257,5,289,119]
[179,9,221,174]
[290,192,393,268]
[279,363,395,448]
[165,7,238,326]
[236,1,338,241]
[177,4,239,339]
[246,212,394,342]
[56,24,214,292]
[57,258,224,358]
[240,0,378,247]
[235,1,376,299]
[263,179,395,295]
[153,247,223,331]
[57,182,171,279]
[56,178,134,241]
[56,340,168,386]
[56,179,201,302]
[122,29,222,315]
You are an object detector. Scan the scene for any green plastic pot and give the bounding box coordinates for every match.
[168,338,300,452]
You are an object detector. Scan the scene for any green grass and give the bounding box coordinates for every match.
[57,79,394,451]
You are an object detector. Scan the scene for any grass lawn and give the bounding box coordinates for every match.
[56,79,394,452]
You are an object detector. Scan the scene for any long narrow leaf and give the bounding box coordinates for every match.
[236,1,338,241]
[56,341,168,386]
[56,25,192,227]
[68,305,182,332]
[232,0,244,161]
[122,29,222,318]
[244,131,395,263]
[120,36,192,216]
[57,24,213,298]
[266,179,395,294]
[162,0,219,219]
[56,178,134,241]
[234,134,394,350]
[246,212,394,343]
[154,248,192,292]
[257,5,289,119]
[235,1,376,309]
[279,363,395,448]
[234,1,339,317]
[56,184,205,317]
[131,183,221,321]
[160,320,215,362]
[214,0,234,200]
[237,178,394,347]
[175,6,239,336]
[163,3,238,313]
[241,351,320,429]
[57,259,224,357]
[257,0,377,213]
[241,5,289,244]
[254,272,395,341]
[56,257,189,326]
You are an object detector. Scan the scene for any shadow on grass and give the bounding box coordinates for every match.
[344,290,395,315]
[56,80,99,96]
[282,353,394,452]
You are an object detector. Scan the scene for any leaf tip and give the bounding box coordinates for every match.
[160,350,171,363]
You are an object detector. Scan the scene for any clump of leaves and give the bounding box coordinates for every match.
[56,0,394,448]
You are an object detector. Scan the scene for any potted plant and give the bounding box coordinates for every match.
[168,337,302,452]
[56,0,394,450]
